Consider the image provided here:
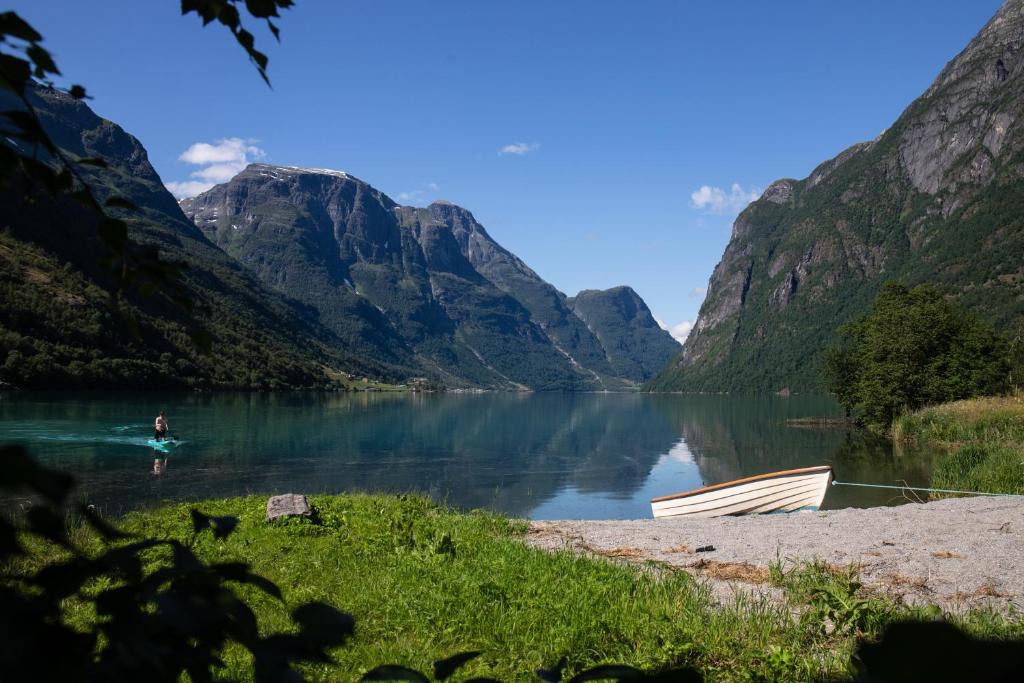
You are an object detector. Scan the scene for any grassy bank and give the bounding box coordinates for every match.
[10,495,1022,681]
[894,394,1024,496]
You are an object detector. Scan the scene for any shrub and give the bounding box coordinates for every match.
[823,282,1010,430]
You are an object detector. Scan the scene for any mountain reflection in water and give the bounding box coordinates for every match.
[0,392,938,518]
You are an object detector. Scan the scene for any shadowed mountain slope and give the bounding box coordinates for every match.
[0,87,384,389]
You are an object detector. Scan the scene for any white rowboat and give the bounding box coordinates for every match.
[651,465,833,519]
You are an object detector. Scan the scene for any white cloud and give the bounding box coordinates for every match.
[689,286,708,299]
[165,180,218,198]
[397,190,425,203]
[397,181,440,205]
[656,318,694,344]
[668,321,694,344]
[689,183,761,215]
[498,142,541,156]
[165,137,266,199]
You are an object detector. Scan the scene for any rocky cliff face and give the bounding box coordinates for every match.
[649,0,1024,393]
[404,202,631,386]
[182,165,678,389]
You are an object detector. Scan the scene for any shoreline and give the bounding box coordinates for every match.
[527,496,1024,613]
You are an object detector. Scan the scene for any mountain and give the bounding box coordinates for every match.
[567,287,682,383]
[649,0,1024,393]
[0,87,383,389]
[420,202,627,386]
[182,165,679,389]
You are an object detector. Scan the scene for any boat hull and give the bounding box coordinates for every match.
[651,466,833,519]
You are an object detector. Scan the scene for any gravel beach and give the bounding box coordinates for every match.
[527,497,1024,613]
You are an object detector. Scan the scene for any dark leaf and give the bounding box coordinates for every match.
[0,518,22,558]
[191,508,212,533]
[215,515,239,538]
[2,109,53,150]
[0,445,74,503]
[293,602,355,647]
[94,584,139,618]
[236,27,255,52]
[33,558,100,598]
[0,11,43,42]
[569,665,645,682]
[361,665,430,682]
[218,4,241,29]
[25,44,59,77]
[0,54,31,89]
[68,83,88,99]
[855,621,1024,683]
[78,504,132,540]
[96,539,164,580]
[245,0,281,19]
[171,540,205,575]
[213,562,283,600]
[77,157,107,168]
[537,657,569,683]
[434,651,482,681]
[250,46,269,71]
[26,506,68,543]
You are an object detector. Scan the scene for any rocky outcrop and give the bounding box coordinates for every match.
[649,0,1024,393]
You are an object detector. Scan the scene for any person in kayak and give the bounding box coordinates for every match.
[154,411,169,441]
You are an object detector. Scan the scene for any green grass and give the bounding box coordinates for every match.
[893,394,1024,496]
[10,495,1024,681]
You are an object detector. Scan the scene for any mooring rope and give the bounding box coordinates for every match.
[831,480,1024,498]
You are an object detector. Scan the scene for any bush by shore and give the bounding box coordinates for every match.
[894,394,1024,496]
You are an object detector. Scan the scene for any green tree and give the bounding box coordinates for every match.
[823,282,1010,430]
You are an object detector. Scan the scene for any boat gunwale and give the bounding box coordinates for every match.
[650,465,833,504]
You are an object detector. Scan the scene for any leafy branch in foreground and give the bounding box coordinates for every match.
[0,444,354,682]
[181,0,295,86]
[0,12,191,314]
[0,4,294,350]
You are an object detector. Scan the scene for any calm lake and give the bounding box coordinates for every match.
[0,392,939,519]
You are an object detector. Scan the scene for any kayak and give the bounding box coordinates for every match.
[148,438,182,451]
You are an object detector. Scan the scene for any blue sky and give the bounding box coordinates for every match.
[16,0,1003,339]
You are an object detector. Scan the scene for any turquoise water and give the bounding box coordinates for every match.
[0,392,938,519]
